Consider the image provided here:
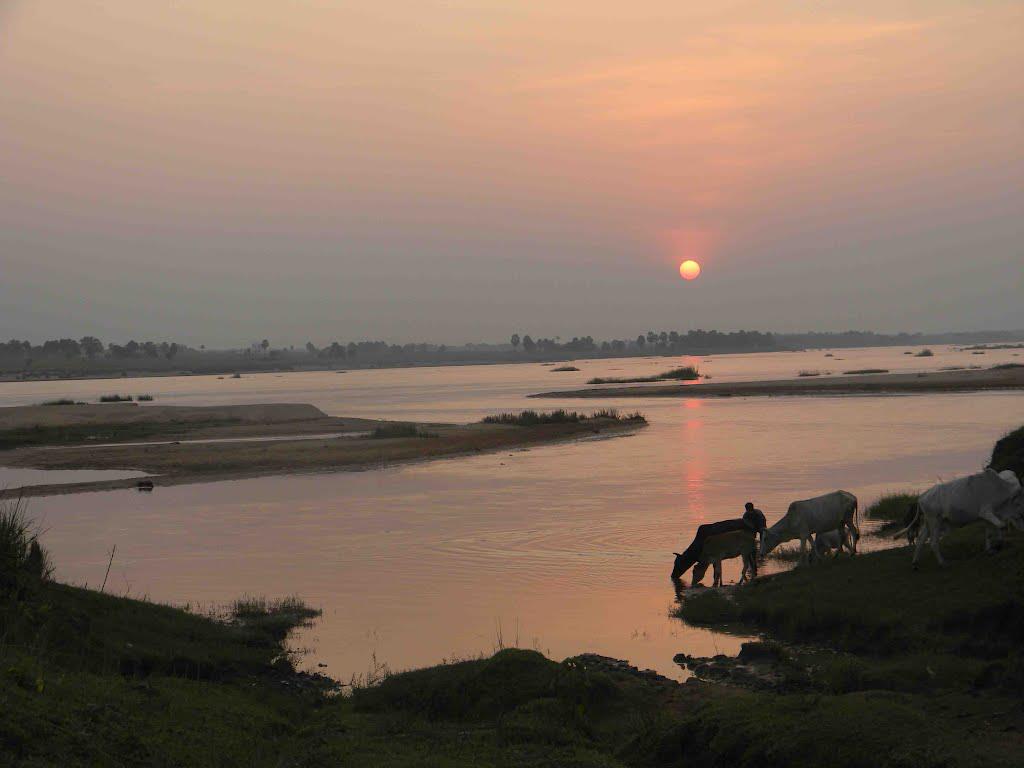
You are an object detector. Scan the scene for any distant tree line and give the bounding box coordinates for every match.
[2,327,1019,378]
[0,337,182,363]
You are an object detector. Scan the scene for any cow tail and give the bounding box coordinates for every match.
[892,503,920,541]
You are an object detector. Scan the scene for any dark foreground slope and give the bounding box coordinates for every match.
[6,530,1024,766]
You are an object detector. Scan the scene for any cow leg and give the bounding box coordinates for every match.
[838,529,852,556]
[749,553,758,580]
[844,522,859,555]
[979,509,1006,530]
[799,535,810,566]
[985,523,1004,553]
[846,518,861,554]
[911,520,930,569]
[927,519,946,567]
[691,561,710,588]
[712,561,722,588]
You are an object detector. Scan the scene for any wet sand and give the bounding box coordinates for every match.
[0,403,644,496]
[533,365,1024,398]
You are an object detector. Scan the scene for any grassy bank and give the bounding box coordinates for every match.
[0,503,329,765]
[671,524,1024,766]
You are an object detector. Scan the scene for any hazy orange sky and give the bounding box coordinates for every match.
[2,1,1021,343]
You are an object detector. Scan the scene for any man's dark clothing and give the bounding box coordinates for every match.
[675,508,768,580]
[743,507,767,535]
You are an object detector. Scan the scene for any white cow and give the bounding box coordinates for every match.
[760,490,860,564]
[898,468,1023,568]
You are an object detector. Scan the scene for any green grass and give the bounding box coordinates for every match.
[481,409,646,426]
[587,366,699,385]
[732,527,1024,655]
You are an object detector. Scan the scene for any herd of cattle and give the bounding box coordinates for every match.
[673,468,1024,587]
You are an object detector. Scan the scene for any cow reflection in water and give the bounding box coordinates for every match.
[671,529,758,588]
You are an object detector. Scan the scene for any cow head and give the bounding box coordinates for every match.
[670,552,686,581]
[760,528,781,557]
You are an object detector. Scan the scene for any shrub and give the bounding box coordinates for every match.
[914,349,934,357]
[99,394,133,402]
[842,369,889,375]
[990,425,1024,481]
[136,394,154,401]
[40,398,77,406]
[551,365,580,372]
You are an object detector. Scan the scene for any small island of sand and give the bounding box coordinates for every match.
[0,402,645,497]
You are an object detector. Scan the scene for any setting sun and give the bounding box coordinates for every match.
[679,260,701,280]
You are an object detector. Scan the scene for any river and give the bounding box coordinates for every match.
[2,343,1021,680]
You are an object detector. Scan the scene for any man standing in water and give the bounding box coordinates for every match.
[671,501,768,583]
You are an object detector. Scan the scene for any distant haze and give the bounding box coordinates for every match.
[1,1,1021,345]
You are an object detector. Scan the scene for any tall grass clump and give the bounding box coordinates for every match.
[40,398,77,406]
[136,394,155,401]
[551,365,579,372]
[0,497,52,594]
[227,595,322,642]
[99,394,133,402]
[866,492,919,521]
[915,349,934,357]
[865,492,919,536]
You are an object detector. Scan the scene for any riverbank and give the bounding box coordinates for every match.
[6,529,1023,766]
[0,403,646,497]
[534,364,1024,398]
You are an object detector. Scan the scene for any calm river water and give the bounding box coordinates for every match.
[2,344,1022,680]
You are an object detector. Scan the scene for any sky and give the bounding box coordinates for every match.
[1,1,1021,345]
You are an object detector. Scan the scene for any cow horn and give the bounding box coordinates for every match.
[673,552,682,557]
